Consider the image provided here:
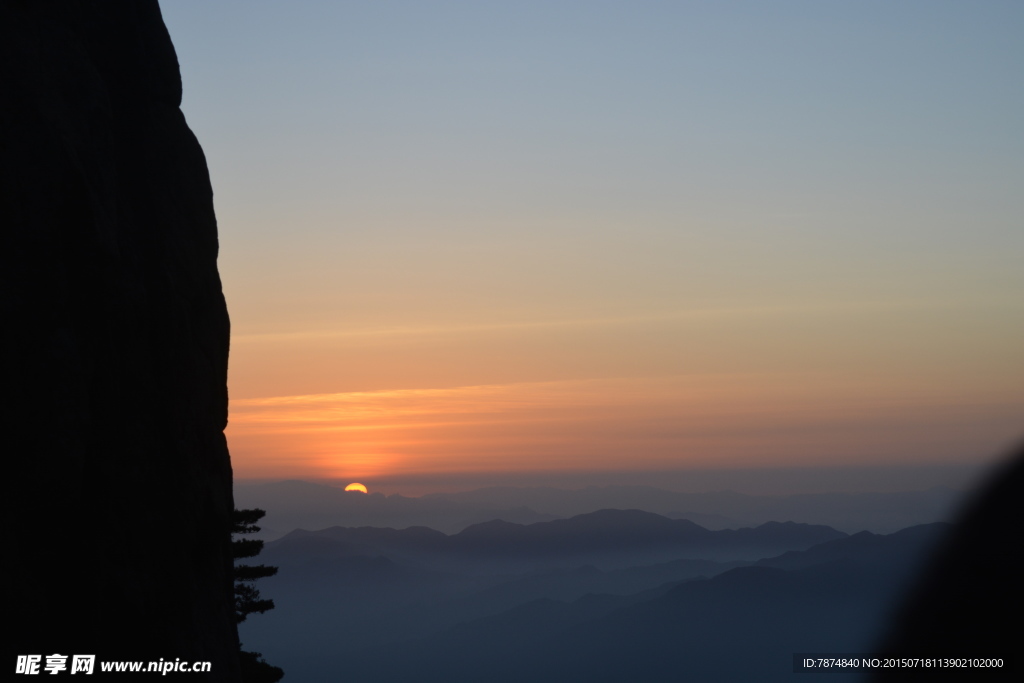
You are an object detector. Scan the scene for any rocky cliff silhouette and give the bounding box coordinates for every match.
[3,1,238,678]
[873,443,1023,681]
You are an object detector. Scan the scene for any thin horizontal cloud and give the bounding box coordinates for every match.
[227,374,1024,481]
[230,297,1006,344]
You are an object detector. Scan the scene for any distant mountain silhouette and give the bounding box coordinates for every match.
[268,509,844,572]
[235,480,561,537]
[758,523,951,573]
[240,499,968,682]
[240,513,862,679]
[237,479,963,537]
[421,484,965,533]
[343,522,951,683]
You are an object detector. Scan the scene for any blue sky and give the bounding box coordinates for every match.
[160,1,1023,488]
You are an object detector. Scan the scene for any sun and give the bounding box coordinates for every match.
[344,482,368,494]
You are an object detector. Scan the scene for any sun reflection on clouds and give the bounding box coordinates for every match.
[226,373,1024,482]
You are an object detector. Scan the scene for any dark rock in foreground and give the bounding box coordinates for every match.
[3,1,237,678]
[874,445,1024,681]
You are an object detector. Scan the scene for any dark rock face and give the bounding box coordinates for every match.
[2,1,238,678]
[873,443,1024,681]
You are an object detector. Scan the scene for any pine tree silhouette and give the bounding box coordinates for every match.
[232,509,284,682]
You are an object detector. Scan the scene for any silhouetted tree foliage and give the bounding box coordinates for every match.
[232,509,283,682]
[235,564,278,582]
[232,508,278,622]
[238,649,285,683]
[232,538,265,561]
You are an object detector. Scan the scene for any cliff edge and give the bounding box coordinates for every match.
[2,1,238,678]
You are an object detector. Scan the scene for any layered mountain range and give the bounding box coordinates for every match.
[268,509,844,571]
[240,509,952,682]
[236,479,964,537]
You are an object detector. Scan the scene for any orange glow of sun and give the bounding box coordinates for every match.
[344,482,368,493]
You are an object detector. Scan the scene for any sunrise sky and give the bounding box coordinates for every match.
[160,1,1023,492]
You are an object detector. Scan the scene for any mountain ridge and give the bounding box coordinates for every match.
[266,508,845,571]
[237,479,963,537]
